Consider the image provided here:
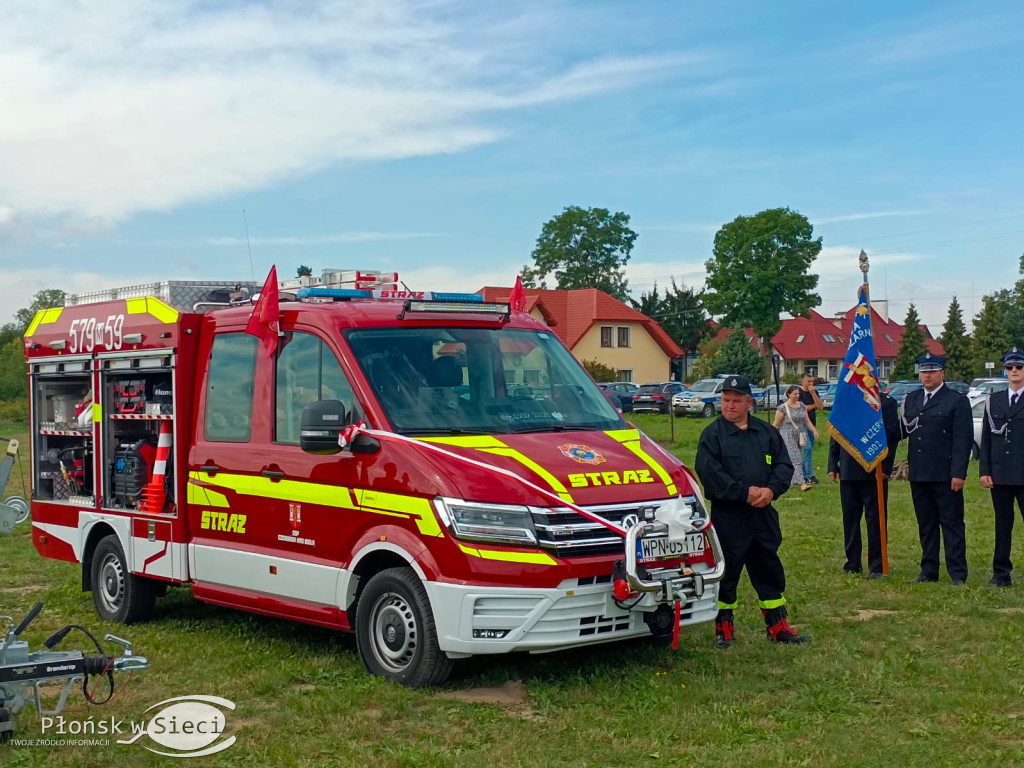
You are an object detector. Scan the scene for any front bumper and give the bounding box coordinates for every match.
[426,572,720,655]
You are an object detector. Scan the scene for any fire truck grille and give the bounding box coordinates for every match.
[531,501,668,558]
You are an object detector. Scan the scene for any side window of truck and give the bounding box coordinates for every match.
[205,333,258,442]
[275,332,355,444]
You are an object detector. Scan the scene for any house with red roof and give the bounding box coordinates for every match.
[715,301,943,381]
[478,286,683,383]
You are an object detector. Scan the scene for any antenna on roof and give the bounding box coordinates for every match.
[243,209,255,284]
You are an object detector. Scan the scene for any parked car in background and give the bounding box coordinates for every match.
[597,381,639,412]
[815,382,838,410]
[887,380,923,409]
[969,393,987,459]
[760,384,787,411]
[632,381,687,414]
[675,375,762,417]
[968,378,1009,399]
[945,381,970,395]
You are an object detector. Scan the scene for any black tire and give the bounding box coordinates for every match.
[90,535,156,624]
[355,567,453,687]
[0,707,11,743]
[701,403,715,418]
[972,441,980,460]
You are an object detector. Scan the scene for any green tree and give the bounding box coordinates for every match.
[971,291,1014,377]
[15,289,66,330]
[891,303,928,380]
[521,206,637,302]
[0,289,67,404]
[713,329,765,384]
[297,265,313,277]
[939,296,971,382]
[580,358,619,382]
[704,207,822,349]
[0,338,26,401]
[692,334,726,381]
[632,278,709,355]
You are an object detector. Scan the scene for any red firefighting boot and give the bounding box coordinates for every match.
[714,609,735,649]
[762,606,809,645]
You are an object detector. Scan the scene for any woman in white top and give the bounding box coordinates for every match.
[773,385,819,491]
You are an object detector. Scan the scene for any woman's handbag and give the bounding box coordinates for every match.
[785,404,807,447]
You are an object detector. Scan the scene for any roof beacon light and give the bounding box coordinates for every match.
[297,287,485,303]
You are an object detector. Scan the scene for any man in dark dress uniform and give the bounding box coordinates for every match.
[695,375,809,648]
[979,346,1024,587]
[828,392,901,579]
[901,352,973,584]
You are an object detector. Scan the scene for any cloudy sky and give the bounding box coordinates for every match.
[2,0,1022,333]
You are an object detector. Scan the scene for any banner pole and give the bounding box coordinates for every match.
[876,464,889,575]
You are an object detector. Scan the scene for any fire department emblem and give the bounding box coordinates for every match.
[558,443,606,465]
[843,352,881,412]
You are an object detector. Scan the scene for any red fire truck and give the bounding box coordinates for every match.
[23,272,723,686]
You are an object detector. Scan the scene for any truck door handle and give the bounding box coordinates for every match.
[261,469,285,479]
[199,464,220,474]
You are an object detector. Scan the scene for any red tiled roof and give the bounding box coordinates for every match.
[710,306,943,360]
[478,286,684,359]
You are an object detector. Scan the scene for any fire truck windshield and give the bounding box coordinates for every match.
[345,326,623,435]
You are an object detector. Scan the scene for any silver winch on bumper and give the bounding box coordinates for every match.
[621,520,725,604]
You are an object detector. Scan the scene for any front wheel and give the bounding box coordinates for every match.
[701,403,715,418]
[355,567,454,687]
[90,535,155,624]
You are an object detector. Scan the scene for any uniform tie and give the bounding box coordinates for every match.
[923,392,931,406]
[1013,392,1020,409]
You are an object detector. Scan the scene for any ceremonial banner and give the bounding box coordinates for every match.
[827,284,888,471]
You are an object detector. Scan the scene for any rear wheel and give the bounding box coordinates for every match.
[355,567,454,687]
[90,535,156,624]
[701,403,715,418]
[972,441,980,460]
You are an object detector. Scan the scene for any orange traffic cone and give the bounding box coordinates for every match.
[140,421,172,514]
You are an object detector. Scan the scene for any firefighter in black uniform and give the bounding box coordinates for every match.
[979,346,1024,587]
[828,392,901,579]
[695,375,809,648]
[901,352,973,584]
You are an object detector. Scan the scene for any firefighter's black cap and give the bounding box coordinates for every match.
[721,375,752,397]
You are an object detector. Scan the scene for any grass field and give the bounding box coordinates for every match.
[2,413,1024,767]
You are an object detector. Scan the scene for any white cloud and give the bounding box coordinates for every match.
[207,231,443,247]
[812,210,924,225]
[0,1,707,222]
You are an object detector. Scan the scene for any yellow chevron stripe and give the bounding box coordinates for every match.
[126,297,179,324]
[25,307,63,338]
[458,543,556,565]
[605,429,677,495]
[420,435,575,503]
[187,471,441,537]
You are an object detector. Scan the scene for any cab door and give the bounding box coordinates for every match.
[251,329,367,623]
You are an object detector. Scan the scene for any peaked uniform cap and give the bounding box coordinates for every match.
[1003,346,1024,366]
[721,375,752,396]
[916,352,945,371]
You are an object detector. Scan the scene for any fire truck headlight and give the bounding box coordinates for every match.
[433,498,537,547]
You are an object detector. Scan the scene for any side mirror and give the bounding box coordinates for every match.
[299,400,381,456]
[299,400,348,455]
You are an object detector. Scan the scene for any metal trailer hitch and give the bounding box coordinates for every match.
[0,601,150,742]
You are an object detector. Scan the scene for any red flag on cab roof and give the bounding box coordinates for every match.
[245,265,281,357]
[509,275,526,313]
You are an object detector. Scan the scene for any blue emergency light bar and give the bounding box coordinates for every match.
[297,287,484,303]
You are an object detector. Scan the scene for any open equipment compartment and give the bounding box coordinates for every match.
[29,355,95,505]
[98,351,176,514]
